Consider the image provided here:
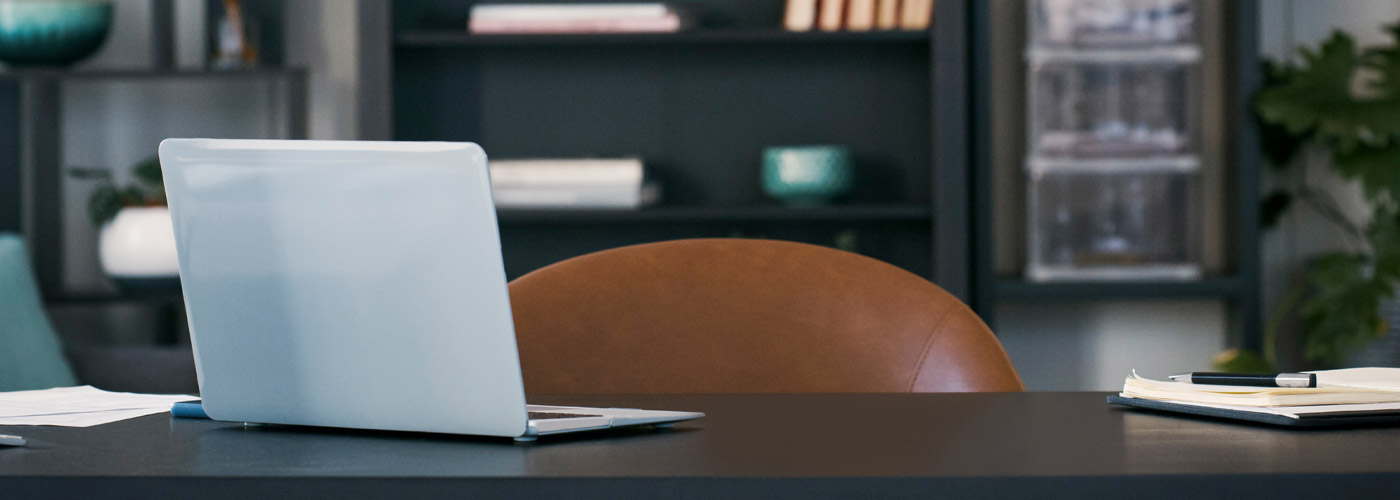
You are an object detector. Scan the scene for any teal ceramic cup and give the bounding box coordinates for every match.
[762,146,853,205]
[0,1,114,68]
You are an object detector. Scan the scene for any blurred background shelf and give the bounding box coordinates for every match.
[43,293,182,306]
[389,0,963,287]
[396,29,931,47]
[0,67,306,82]
[497,204,932,223]
[993,278,1246,301]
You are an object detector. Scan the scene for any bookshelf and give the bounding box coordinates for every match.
[383,0,969,290]
[0,68,307,302]
[377,0,1263,352]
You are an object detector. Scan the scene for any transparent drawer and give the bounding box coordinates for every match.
[1028,53,1197,158]
[1026,165,1200,281]
[1031,0,1194,48]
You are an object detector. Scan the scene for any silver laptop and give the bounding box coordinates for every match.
[158,139,702,442]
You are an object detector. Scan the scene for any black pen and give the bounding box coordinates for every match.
[1168,372,1317,388]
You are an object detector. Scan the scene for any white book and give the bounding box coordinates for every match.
[470,15,684,34]
[493,182,661,209]
[471,3,673,21]
[784,0,819,32]
[489,158,645,187]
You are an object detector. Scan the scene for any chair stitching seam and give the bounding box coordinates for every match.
[905,302,957,392]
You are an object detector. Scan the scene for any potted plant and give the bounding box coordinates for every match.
[1220,25,1400,371]
[69,157,179,288]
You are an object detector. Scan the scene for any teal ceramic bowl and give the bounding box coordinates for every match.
[762,146,853,205]
[0,1,113,68]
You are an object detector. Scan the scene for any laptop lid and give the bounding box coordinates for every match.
[159,139,528,437]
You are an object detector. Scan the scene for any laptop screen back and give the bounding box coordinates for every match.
[159,139,528,437]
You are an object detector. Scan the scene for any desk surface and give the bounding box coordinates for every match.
[3,392,1399,499]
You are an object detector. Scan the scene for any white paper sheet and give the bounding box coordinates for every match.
[0,386,197,427]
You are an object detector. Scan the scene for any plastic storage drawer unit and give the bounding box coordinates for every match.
[1028,47,1200,159]
[1031,0,1195,48]
[1025,158,1201,281]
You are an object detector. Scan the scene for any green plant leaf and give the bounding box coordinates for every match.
[119,186,147,208]
[131,157,162,187]
[1363,23,1400,97]
[1255,31,1400,153]
[67,167,114,181]
[1333,142,1400,202]
[1257,60,1310,168]
[1261,190,1294,228]
[86,185,123,226]
[1210,348,1276,373]
[1257,24,1400,369]
[1298,252,1387,366]
[1366,206,1400,285]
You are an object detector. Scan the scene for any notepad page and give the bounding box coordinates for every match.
[1120,372,1400,407]
[1311,368,1400,391]
[0,386,198,427]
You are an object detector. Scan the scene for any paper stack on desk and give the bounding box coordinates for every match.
[0,386,197,427]
[1110,368,1400,426]
[1121,369,1400,407]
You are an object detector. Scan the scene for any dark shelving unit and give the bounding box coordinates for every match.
[386,0,968,289]
[0,68,308,301]
[0,67,306,82]
[968,1,1264,351]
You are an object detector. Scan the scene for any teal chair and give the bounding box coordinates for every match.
[0,233,78,391]
[0,233,198,394]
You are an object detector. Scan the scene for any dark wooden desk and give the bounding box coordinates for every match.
[3,392,1399,499]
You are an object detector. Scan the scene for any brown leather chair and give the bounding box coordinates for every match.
[509,239,1024,394]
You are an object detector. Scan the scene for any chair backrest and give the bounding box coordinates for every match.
[0,234,77,391]
[508,239,1023,394]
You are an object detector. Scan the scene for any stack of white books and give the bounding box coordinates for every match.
[489,158,660,210]
[468,3,695,34]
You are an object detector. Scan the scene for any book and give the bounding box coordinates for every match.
[784,0,819,32]
[899,0,932,30]
[1119,369,1400,407]
[876,0,900,30]
[471,3,673,21]
[493,181,661,210]
[468,3,695,34]
[846,0,876,31]
[470,16,686,34]
[818,0,845,32]
[488,158,645,187]
[1107,395,1400,428]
